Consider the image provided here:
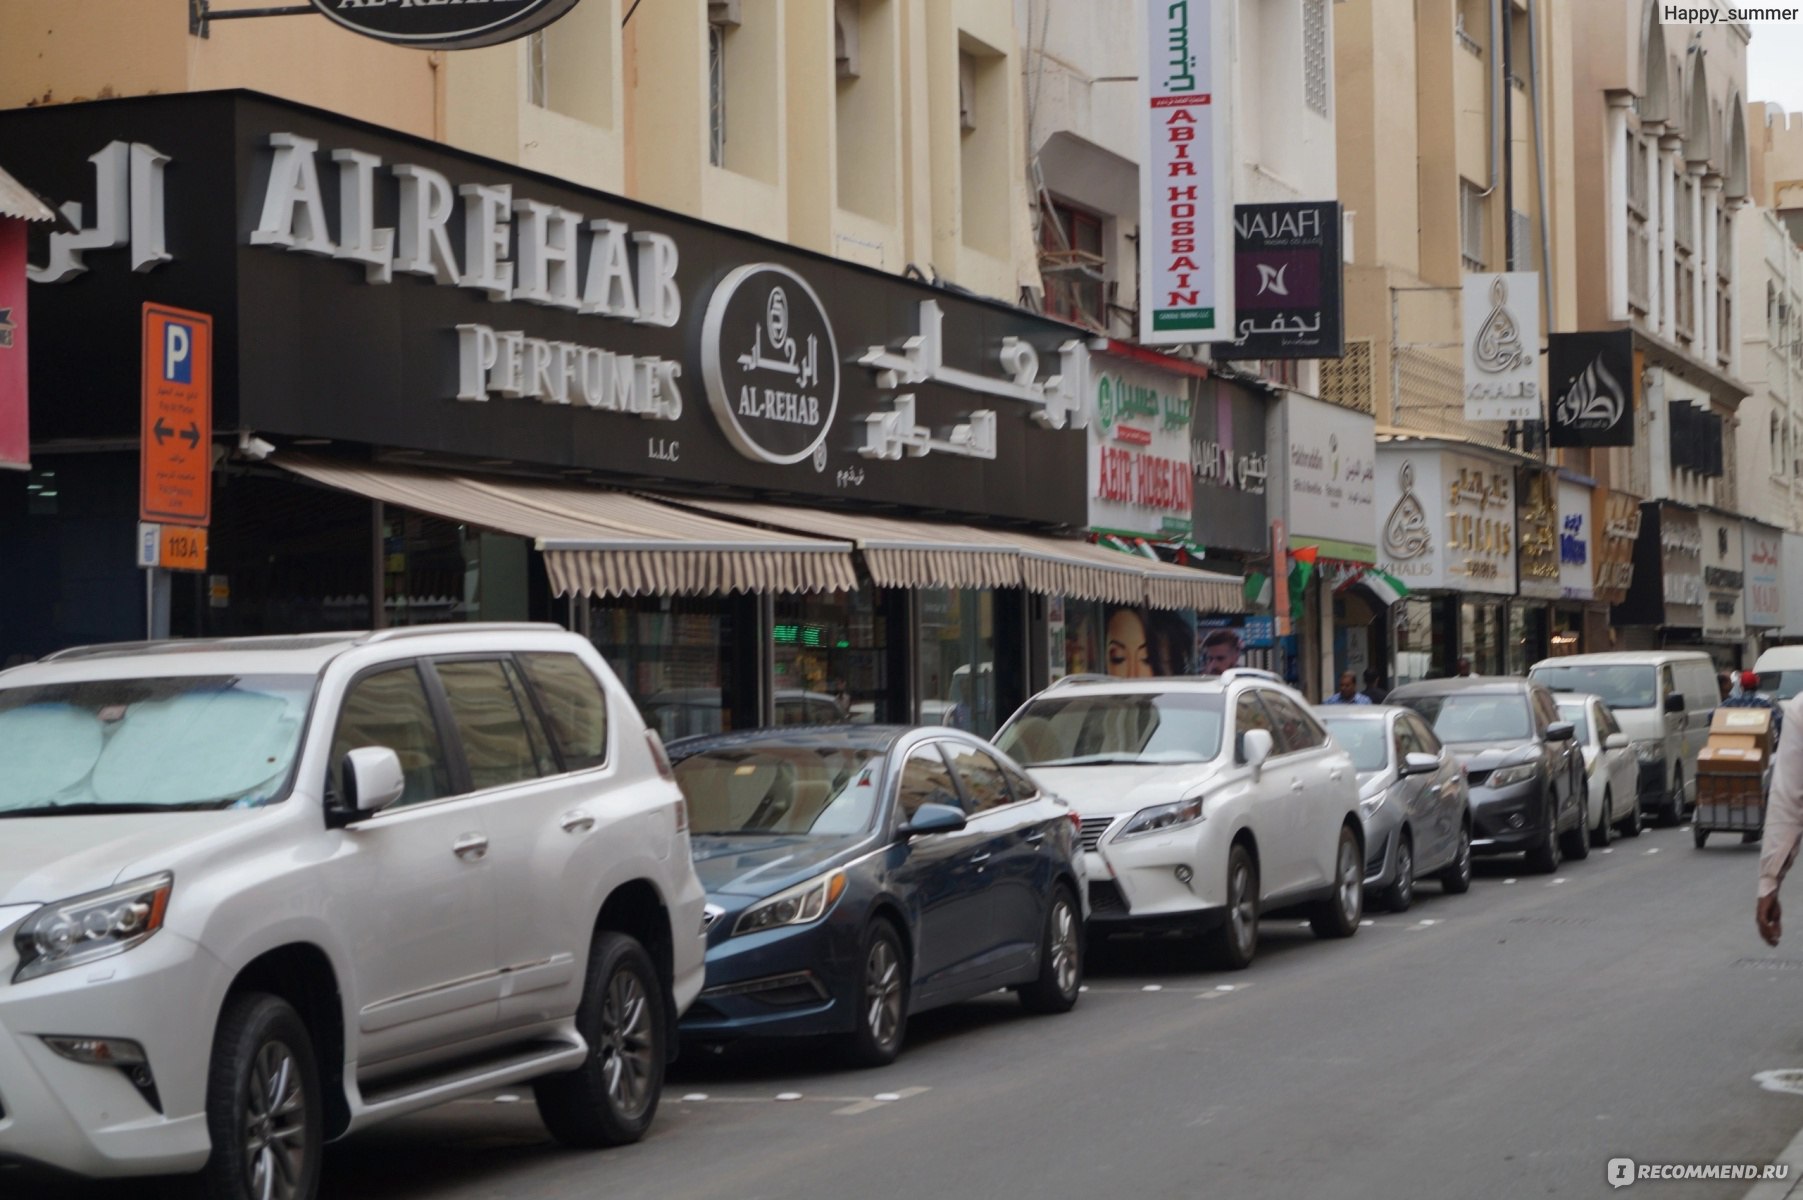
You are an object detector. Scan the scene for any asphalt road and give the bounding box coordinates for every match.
[32,822,1803,1200]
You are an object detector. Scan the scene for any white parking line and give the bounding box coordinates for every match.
[833,1086,930,1116]
[1548,877,1567,886]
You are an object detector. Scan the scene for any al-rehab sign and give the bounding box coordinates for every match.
[1139,0,1234,346]
[310,0,583,52]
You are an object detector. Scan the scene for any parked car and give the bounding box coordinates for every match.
[993,673,1365,970]
[1555,693,1643,844]
[1753,645,1803,702]
[0,626,706,1200]
[1528,650,1718,824]
[669,725,1084,1067]
[1315,705,1473,911]
[1388,677,1587,874]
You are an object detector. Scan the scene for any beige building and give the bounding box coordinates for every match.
[0,0,1041,303]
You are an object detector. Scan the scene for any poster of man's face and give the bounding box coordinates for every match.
[1201,628,1243,675]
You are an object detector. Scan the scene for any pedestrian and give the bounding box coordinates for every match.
[1455,656,1473,678]
[1324,670,1371,705]
[1720,671,1735,703]
[1725,671,1782,742]
[1361,668,1388,704]
[1755,691,1803,946]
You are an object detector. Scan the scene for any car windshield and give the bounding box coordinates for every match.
[994,692,1224,766]
[673,741,886,836]
[1759,671,1803,702]
[1399,693,1533,743]
[1556,703,1592,742]
[1530,665,1656,710]
[0,674,315,814]
[1320,717,1389,771]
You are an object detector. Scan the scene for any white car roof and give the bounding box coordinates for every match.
[1754,647,1803,671]
[1529,650,1713,669]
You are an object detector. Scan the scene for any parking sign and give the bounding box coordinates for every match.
[141,304,212,526]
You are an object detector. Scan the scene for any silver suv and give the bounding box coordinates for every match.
[0,624,706,1199]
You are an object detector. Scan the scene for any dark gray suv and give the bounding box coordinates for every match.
[1386,678,1587,874]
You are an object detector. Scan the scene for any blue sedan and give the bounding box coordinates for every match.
[668,725,1086,1067]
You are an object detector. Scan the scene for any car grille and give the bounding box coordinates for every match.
[1089,879,1128,915]
[1078,816,1116,852]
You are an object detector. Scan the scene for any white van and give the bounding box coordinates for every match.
[1753,646,1803,701]
[1528,651,1718,823]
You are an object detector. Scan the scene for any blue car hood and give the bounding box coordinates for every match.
[690,834,870,898]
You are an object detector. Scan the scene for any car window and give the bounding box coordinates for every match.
[1395,718,1421,761]
[1261,691,1323,754]
[1319,716,1387,771]
[1403,712,1443,755]
[1683,663,1717,713]
[502,659,558,777]
[1402,693,1533,742]
[1660,665,1677,706]
[1530,664,1655,709]
[1234,691,1278,763]
[518,652,609,771]
[330,664,453,808]
[999,758,1041,803]
[433,659,548,792]
[1532,689,1560,731]
[1556,702,1592,743]
[948,745,1014,814]
[996,692,1225,766]
[896,744,961,820]
[1597,705,1621,740]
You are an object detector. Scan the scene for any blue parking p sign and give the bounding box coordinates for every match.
[163,321,193,383]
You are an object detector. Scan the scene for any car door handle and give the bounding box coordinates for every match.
[1290,780,1305,792]
[968,851,993,866]
[1329,769,1344,782]
[1024,830,1046,845]
[560,811,595,834]
[452,833,488,862]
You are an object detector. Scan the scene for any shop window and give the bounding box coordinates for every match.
[383,510,531,627]
[525,0,615,127]
[957,36,1010,258]
[708,21,728,167]
[775,587,892,726]
[1040,198,1106,330]
[591,594,742,742]
[917,588,996,736]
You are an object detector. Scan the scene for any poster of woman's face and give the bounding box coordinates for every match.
[1105,607,1197,677]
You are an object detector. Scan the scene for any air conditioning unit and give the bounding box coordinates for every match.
[709,0,742,29]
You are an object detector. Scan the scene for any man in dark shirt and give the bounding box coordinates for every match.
[1361,669,1388,704]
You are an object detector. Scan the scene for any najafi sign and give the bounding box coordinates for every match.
[309,0,582,51]
[1217,201,1344,361]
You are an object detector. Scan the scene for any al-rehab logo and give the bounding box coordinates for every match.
[1094,371,1192,514]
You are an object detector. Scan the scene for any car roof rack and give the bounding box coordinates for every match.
[1220,667,1285,685]
[356,622,565,645]
[1044,674,1116,690]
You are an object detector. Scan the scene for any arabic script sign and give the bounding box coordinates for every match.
[702,264,840,467]
[1548,330,1634,448]
[1746,523,1783,628]
[1462,272,1541,422]
[1376,447,1516,593]
[1088,356,1197,539]
[308,0,582,51]
[1217,201,1344,361]
[1140,0,1233,346]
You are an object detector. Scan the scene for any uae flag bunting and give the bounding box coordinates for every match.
[1244,546,1319,619]
[1334,566,1412,606]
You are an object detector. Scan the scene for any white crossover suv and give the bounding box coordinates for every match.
[0,625,706,1199]
[993,673,1365,969]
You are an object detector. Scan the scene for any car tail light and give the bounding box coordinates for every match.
[1067,810,1083,838]
[645,730,676,782]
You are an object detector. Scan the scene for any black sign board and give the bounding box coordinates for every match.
[309,0,582,51]
[1188,377,1270,552]
[1215,201,1344,361]
[1548,330,1634,448]
[2,92,1089,527]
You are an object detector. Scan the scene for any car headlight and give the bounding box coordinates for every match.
[13,873,173,985]
[1116,797,1205,840]
[1359,788,1388,820]
[732,870,847,938]
[1634,740,1665,765]
[1485,763,1540,790]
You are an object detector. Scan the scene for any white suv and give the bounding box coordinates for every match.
[0,624,705,1199]
[993,674,1364,969]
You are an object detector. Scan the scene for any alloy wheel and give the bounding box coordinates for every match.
[1050,898,1080,997]
[1393,839,1414,909]
[600,968,655,1120]
[243,1040,307,1200]
[1230,859,1257,959]
[1336,833,1361,923]
[865,938,903,1050]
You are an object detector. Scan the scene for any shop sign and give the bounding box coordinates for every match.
[1658,504,1703,627]
[0,217,26,470]
[1376,448,1515,594]
[1746,523,1783,629]
[1784,533,1803,639]
[1548,330,1634,448]
[1216,201,1344,361]
[1277,394,1375,559]
[1556,480,1593,602]
[1699,510,1744,641]
[307,0,582,52]
[1462,272,1541,422]
[1187,376,1268,552]
[1592,488,1638,603]
[5,94,1092,526]
[1516,468,1561,600]
[1085,355,1194,538]
[1139,0,1234,345]
[140,304,212,527]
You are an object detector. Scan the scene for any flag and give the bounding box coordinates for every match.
[1332,565,1411,606]
[1245,547,1318,620]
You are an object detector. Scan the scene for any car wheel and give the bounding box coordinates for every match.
[1665,767,1687,826]
[1205,844,1259,970]
[840,919,908,1067]
[1525,796,1561,874]
[535,932,665,1147]
[1386,832,1415,914]
[1560,778,1591,861]
[1619,794,1644,838]
[198,993,322,1200]
[1694,825,1710,849]
[1310,824,1363,938]
[1018,885,1083,1014]
[1590,789,1615,849]
[1440,820,1473,894]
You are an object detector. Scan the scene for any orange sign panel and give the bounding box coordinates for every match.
[141,304,212,526]
[159,524,208,572]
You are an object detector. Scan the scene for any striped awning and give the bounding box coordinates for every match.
[276,457,858,598]
[0,164,54,222]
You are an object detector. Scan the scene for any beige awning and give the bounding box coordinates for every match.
[0,165,55,223]
[666,496,1246,612]
[277,457,858,598]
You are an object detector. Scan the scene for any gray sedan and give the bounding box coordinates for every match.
[1316,705,1473,911]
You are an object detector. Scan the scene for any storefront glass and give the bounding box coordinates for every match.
[382,508,534,628]
[773,588,893,727]
[1391,596,1454,684]
[1507,603,1550,675]
[917,588,997,736]
[591,596,742,742]
[1462,601,1505,675]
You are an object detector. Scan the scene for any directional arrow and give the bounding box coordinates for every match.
[152,417,172,445]
[180,422,201,450]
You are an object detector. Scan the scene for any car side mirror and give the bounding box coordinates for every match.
[900,802,967,838]
[1242,729,1274,777]
[1401,752,1440,776]
[343,747,406,814]
[1665,693,1686,714]
[1546,722,1576,743]
[1605,732,1630,750]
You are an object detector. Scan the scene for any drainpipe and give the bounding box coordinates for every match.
[1528,0,1553,330]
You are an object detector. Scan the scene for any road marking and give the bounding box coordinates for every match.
[681,1093,709,1102]
[1647,847,1661,855]
[1142,984,1164,992]
[1503,878,1518,885]
[833,1086,929,1116]
[1360,919,1375,927]
[776,1092,803,1101]
[1602,848,1614,854]
[1548,877,1567,886]
[494,1093,521,1103]
[1215,983,1239,991]
[1417,918,1439,926]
